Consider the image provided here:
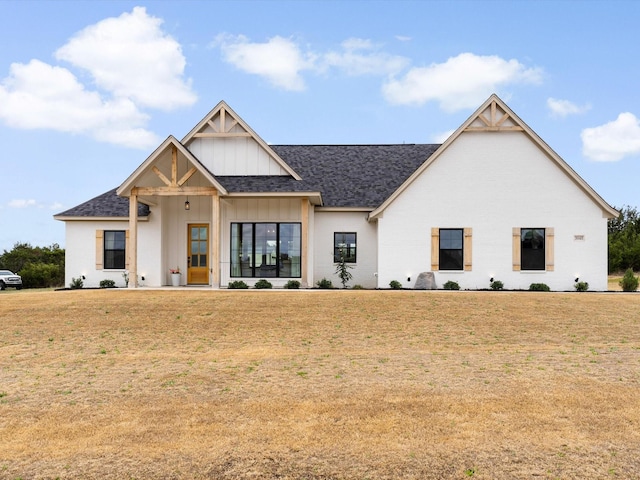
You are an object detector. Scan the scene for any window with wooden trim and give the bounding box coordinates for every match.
[334,232,357,263]
[104,230,126,270]
[431,228,472,271]
[513,227,554,271]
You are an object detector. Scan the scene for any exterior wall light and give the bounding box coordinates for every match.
[185,198,190,210]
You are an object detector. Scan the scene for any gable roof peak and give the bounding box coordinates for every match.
[368,94,618,220]
[181,101,302,180]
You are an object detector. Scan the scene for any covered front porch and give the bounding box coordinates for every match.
[119,141,314,288]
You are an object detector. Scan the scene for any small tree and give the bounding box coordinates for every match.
[334,247,353,288]
[620,268,639,292]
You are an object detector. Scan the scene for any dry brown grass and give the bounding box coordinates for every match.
[1,288,640,479]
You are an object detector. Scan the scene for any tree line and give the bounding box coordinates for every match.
[0,243,65,288]
[609,205,640,273]
[0,207,638,289]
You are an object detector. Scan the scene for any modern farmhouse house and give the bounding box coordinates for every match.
[55,94,618,291]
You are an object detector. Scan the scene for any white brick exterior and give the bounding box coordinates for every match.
[376,131,610,291]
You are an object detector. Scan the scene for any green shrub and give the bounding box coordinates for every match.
[284,280,300,289]
[389,280,402,290]
[490,280,504,291]
[529,283,550,292]
[351,284,364,290]
[620,268,639,292]
[443,280,460,290]
[100,279,116,288]
[316,278,333,289]
[574,281,589,292]
[228,280,248,289]
[69,277,83,289]
[254,279,272,289]
[19,262,64,288]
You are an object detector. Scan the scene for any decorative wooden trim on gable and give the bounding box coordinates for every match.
[192,106,252,138]
[464,99,524,132]
[117,136,228,197]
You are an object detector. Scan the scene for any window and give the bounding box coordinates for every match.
[513,227,554,271]
[104,230,126,270]
[520,228,545,270]
[431,228,472,271]
[334,232,357,263]
[230,223,301,278]
[439,229,464,270]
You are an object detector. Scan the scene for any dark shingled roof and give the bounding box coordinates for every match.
[56,144,440,217]
[271,144,440,207]
[55,188,150,218]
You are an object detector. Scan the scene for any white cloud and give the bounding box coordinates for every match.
[547,97,590,117]
[214,35,408,89]
[323,37,409,76]
[0,7,195,149]
[216,34,316,91]
[581,112,640,162]
[8,199,37,208]
[55,6,196,110]
[382,53,543,112]
[0,60,158,149]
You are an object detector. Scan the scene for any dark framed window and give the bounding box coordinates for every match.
[334,232,357,263]
[230,223,301,278]
[104,230,126,270]
[521,228,545,270]
[439,228,463,270]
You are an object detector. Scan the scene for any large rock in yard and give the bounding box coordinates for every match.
[414,272,436,290]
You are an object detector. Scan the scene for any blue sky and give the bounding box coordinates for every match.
[1,0,639,252]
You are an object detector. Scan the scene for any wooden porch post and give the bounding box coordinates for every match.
[211,192,220,288]
[128,189,138,288]
[301,197,309,288]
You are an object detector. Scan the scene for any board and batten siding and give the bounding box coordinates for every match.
[376,131,609,291]
[186,136,289,176]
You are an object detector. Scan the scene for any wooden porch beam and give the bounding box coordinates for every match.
[132,186,218,196]
[128,192,138,288]
[301,197,309,288]
[211,192,220,288]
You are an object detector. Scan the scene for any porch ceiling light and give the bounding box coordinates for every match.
[185,198,190,211]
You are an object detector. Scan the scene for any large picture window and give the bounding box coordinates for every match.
[439,228,463,270]
[230,223,301,278]
[521,228,545,270]
[104,230,126,270]
[334,232,357,263]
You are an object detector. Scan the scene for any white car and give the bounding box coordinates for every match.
[0,270,23,290]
